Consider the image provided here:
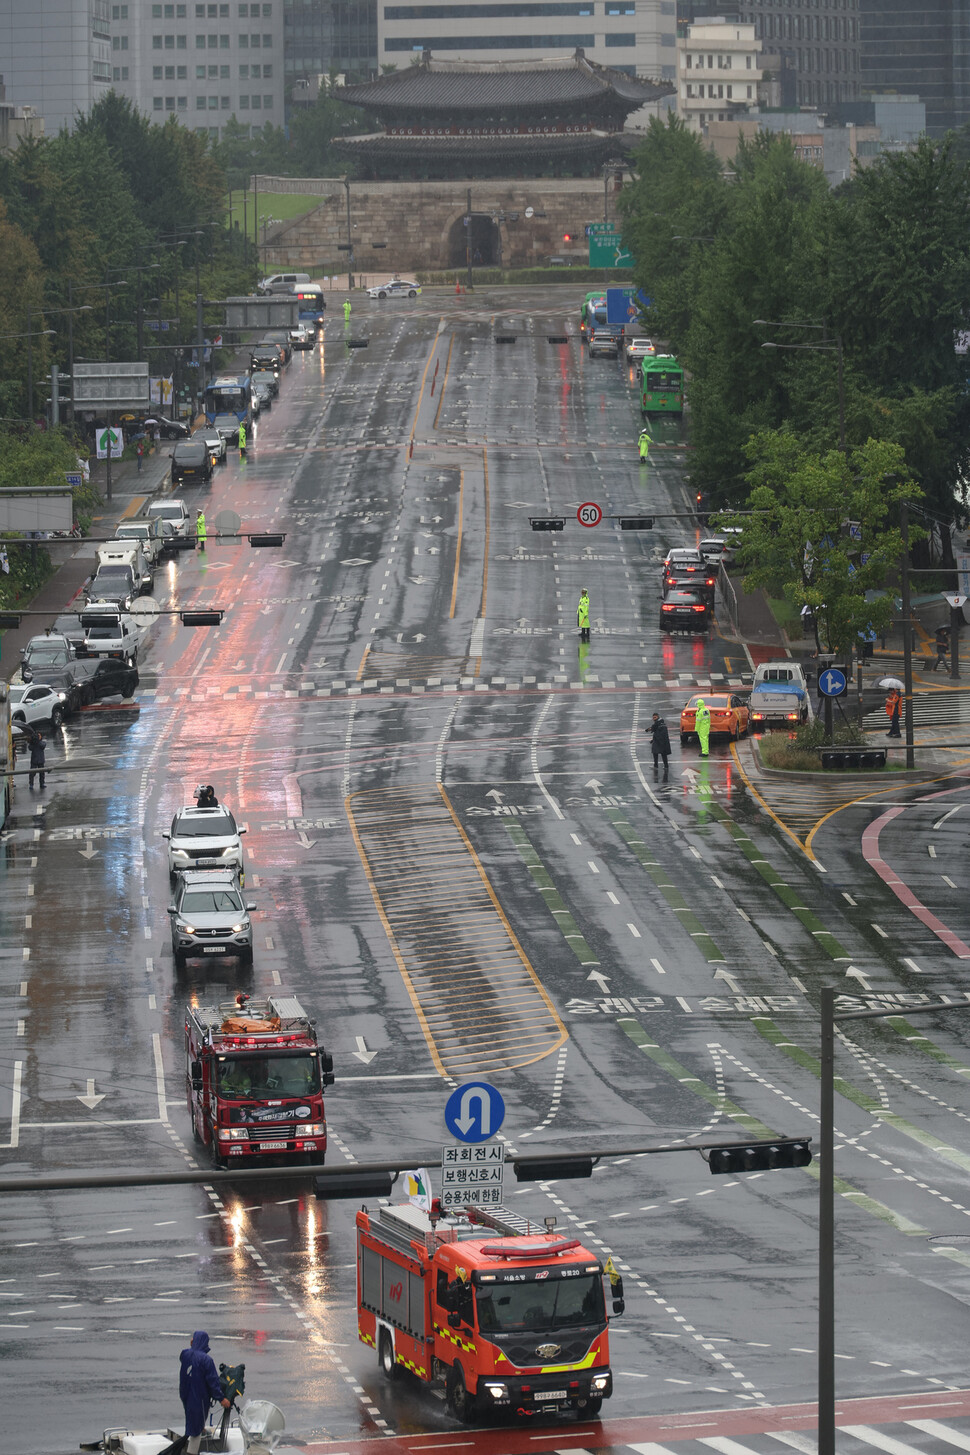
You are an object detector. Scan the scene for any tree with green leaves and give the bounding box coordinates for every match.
[723,432,918,656]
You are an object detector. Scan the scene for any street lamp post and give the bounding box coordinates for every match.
[818,992,970,1454]
[343,177,354,291]
[755,319,845,451]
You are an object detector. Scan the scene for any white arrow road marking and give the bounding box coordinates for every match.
[585,778,603,791]
[486,789,505,803]
[353,1036,378,1064]
[76,1079,106,1110]
[845,966,872,988]
[297,831,317,849]
[713,968,741,993]
[79,845,99,860]
[681,768,699,785]
[587,970,610,992]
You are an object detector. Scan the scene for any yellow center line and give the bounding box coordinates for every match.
[433,331,455,431]
[448,468,464,621]
[729,741,816,859]
[408,321,444,449]
[355,643,370,682]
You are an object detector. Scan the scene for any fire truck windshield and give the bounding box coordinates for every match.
[475,1274,605,1332]
[217,1054,320,1098]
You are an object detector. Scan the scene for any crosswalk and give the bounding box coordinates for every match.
[557,1421,970,1455]
[910,690,970,728]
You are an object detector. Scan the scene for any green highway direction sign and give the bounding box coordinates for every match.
[588,223,634,268]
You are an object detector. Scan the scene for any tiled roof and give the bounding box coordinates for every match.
[334,130,617,158]
[336,50,673,113]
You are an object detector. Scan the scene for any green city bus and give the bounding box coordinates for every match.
[640,354,684,414]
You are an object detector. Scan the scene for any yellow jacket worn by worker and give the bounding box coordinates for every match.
[577,588,590,642]
[695,698,711,757]
[638,428,651,461]
[196,510,206,551]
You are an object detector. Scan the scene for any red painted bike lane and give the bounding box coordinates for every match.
[302,1387,970,1451]
[861,781,970,959]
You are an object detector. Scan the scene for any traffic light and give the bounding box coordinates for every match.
[179,610,224,627]
[563,232,574,243]
[248,533,285,547]
[707,1138,812,1175]
[513,1156,594,1182]
[618,516,654,530]
[314,1170,394,1200]
[530,517,565,532]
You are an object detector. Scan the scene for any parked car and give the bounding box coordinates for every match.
[168,868,255,969]
[257,271,310,295]
[367,279,421,299]
[9,683,67,728]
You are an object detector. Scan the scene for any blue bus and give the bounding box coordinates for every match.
[204,375,250,426]
[294,285,326,328]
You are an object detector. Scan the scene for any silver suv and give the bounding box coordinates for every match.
[168,869,255,969]
[162,805,247,881]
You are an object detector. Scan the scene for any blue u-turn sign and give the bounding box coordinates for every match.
[444,1081,506,1144]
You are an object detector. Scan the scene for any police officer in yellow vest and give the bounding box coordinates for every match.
[577,588,590,643]
[638,426,652,462]
[695,697,711,757]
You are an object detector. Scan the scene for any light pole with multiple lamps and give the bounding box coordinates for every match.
[817,991,970,1454]
[754,319,845,451]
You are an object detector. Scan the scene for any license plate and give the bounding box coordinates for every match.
[259,1140,287,1150]
[202,946,226,954]
[196,857,219,866]
[537,1391,567,1401]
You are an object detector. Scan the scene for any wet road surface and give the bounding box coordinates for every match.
[4,289,970,1453]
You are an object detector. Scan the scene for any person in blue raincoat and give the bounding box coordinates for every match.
[179,1330,229,1454]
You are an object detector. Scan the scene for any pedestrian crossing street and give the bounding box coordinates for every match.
[553,1419,970,1455]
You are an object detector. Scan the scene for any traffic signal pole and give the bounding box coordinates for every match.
[818,986,835,1455]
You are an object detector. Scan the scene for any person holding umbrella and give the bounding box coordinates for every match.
[886,686,902,738]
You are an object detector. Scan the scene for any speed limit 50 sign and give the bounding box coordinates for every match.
[577,501,602,528]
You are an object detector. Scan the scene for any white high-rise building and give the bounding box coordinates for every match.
[0,0,113,133]
[677,17,764,130]
[378,0,677,83]
[111,0,285,138]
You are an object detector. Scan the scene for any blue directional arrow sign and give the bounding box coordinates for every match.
[444,1080,506,1144]
[818,666,847,698]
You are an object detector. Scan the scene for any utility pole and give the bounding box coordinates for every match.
[900,501,914,768]
[196,292,205,423]
[344,177,353,291]
[104,270,113,503]
[818,984,835,1455]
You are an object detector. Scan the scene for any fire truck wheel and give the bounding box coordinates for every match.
[378,1330,399,1381]
[577,1397,602,1419]
[447,1365,478,1424]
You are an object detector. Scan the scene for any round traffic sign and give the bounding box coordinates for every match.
[444,1081,506,1144]
[818,666,847,698]
[577,501,602,528]
[525,206,534,219]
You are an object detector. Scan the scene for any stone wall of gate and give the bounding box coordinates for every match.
[257,175,618,273]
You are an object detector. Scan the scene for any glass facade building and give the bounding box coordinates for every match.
[859,0,970,137]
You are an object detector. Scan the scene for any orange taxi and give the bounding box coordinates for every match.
[680,693,750,745]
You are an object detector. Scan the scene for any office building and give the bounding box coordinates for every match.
[677,17,764,129]
[679,2,861,109]
[284,0,377,91]
[376,0,678,83]
[111,0,285,137]
[859,0,970,137]
[0,0,112,134]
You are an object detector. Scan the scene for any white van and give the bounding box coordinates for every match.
[257,272,311,296]
[95,542,153,595]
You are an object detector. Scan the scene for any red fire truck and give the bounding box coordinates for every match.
[185,992,334,1167]
[356,1201,623,1422]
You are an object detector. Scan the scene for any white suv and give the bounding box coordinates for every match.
[163,806,247,881]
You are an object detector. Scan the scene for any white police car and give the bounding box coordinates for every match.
[367,278,421,300]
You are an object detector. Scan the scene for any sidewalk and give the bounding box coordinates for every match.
[0,442,175,683]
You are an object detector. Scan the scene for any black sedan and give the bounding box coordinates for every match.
[660,589,713,632]
[72,657,139,705]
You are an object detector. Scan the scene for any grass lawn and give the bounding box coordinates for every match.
[229,190,331,233]
[766,594,802,636]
